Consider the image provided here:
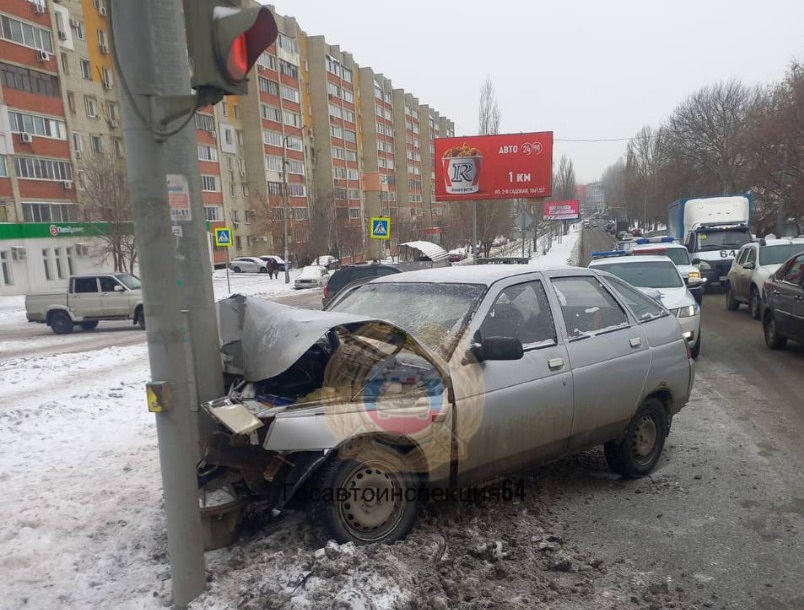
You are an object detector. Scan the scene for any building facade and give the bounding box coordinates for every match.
[0,0,455,295]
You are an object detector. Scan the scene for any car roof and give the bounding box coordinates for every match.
[631,242,685,251]
[761,238,804,246]
[589,254,674,266]
[366,264,593,286]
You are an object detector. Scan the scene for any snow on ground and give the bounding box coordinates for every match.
[0,231,589,610]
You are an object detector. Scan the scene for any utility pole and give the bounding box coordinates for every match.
[111,0,206,606]
[472,201,477,259]
[162,12,224,451]
[283,147,291,283]
[776,139,789,237]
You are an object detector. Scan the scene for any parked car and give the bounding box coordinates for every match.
[727,238,804,319]
[315,255,340,270]
[589,254,702,358]
[259,255,287,272]
[230,257,269,273]
[25,273,144,334]
[199,266,694,545]
[294,265,330,290]
[630,237,705,304]
[321,263,401,308]
[761,251,804,349]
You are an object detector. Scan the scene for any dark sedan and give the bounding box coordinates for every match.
[761,251,804,349]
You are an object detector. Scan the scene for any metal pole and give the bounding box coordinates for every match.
[472,200,477,259]
[162,2,224,451]
[283,148,290,283]
[112,1,206,607]
[776,139,789,237]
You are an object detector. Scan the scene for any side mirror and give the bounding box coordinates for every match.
[743,262,755,270]
[113,285,125,292]
[687,276,703,287]
[468,336,524,363]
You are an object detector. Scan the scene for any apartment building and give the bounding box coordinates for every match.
[392,90,423,244]
[306,35,363,261]
[419,106,455,243]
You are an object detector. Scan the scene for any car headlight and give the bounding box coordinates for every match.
[688,271,701,279]
[673,305,697,318]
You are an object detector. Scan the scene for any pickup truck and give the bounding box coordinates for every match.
[25,273,145,334]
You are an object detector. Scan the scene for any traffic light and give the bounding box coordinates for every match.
[185,0,278,106]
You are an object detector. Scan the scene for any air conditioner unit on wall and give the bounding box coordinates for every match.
[11,246,27,261]
[99,43,109,54]
[75,150,82,159]
[210,130,217,139]
[32,3,46,14]
[19,132,33,143]
[62,180,74,190]
[36,50,50,62]
[58,30,67,41]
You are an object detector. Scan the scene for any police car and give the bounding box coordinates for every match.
[589,250,702,359]
[630,236,705,304]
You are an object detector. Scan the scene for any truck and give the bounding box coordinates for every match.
[25,273,145,334]
[667,194,753,288]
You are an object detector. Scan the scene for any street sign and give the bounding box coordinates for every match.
[370,217,390,240]
[214,227,233,246]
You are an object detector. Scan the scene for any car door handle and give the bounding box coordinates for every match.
[630,337,642,348]
[548,358,564,371]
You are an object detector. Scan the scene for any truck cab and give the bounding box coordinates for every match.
[686,225,752,288]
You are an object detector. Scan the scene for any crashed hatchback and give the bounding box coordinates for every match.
[200,266,695,544]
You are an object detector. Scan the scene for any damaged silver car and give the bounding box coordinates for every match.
[199,266,695,545]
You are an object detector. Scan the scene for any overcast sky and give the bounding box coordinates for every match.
[268,0,804,184]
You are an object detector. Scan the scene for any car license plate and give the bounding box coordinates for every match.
[719,276,728,282]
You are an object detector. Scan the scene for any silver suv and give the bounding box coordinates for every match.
[201,266,695,545]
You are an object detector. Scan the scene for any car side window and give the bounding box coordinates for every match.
[736,248,749,265]
[478,281,556,347]
[74,277,98,293]
[99,277,119,292]
[745,248,756,265]
[550,276,629,339]
[603,275,668,322]
[782,255,804,285]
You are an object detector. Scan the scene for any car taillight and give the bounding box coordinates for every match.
[323,285,329,298]
[685,342,692,360]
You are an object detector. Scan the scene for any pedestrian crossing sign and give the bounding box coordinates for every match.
[370,217,390,240]
[214,227,232,247]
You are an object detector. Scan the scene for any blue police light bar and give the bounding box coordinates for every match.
[590,250,628,259]
[635,236,675,244]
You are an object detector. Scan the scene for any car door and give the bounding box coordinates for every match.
[730,246,751,300]
[99,276,129,316]
[70,277,103,317]
[773,254,804,338]
[455,278,574,486]
[548,274,651,450]
[738,247,757,300]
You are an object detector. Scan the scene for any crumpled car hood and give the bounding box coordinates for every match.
[216,294,447,382]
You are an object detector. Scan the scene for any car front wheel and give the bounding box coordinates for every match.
[725,286,739,311]
[50,311,74,335]
[763,312,787,350]
[604,397,668,478]
[749,287,761,320]
[690,331,701,359]
[308,440,419,545]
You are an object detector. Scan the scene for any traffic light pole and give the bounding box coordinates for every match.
[111,1,206,607]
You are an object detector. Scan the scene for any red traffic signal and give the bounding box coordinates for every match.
[186,1,278,104]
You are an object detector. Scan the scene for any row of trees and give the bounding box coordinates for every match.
[601,61,804,236]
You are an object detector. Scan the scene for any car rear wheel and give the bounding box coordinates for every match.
[50,311,74,335]
[749,287,761,320]
[79,320,99,330]
[763,312,787,350]
[725,287,739,311]
[259,267,267,274]
[232,266,242,273]
[604,397,668,478]
[308,440,419,545]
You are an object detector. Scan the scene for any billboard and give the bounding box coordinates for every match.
[435,132,553,202]
[543,200,580,220]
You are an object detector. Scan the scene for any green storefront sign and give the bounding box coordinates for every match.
[0,222,135,240]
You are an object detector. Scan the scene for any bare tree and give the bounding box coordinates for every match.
[478,76,501,136]
[78,154,137,272]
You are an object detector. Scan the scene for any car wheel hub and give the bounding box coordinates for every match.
[340,466,402,536]
[633,416,658,460]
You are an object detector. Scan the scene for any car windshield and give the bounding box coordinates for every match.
[116,273,141,289]
[698,230,751,250]
[635,248,690,265]
[328,282,486,357]
[592,261,684,289]
[759,244,804,266]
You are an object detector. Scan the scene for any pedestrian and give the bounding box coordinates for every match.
[265,258,276,279]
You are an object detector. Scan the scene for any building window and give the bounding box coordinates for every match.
[107,102,118,122]
[258,76,279,96]
[330,125,343,139]
[285,135,303,151]
[198,144,218,161]
[0,14,54,52]
[66,91,75,113]
[60,52,69,75]
[282,110,301,128]
[9,111,67,140]
[54,248,64,279]
[65,247,74,275]
[267,181,283,196]
[221,100,228,117]
[288,183,306,197]
[0,156,7,178]
[80,59,91,80]
[343,129,356,143]
[0,62,59,97]
[349,208,361,219]
[85,96,98,118]
[15,157,73,181]
[90,134,102,153]
[23,202,78,222]
[348,188,360,200]
[280,84,299,103]
[200,175,219,192]
[235,235,242,250]
[262,129,282,147]
[42,249,52,280]
[346,150,357,163]
[113,138,123,157]
[277,33,298,54]
[328,103,342,119]
[342,67,353,83]
[73,132,83,155]
[241,184,248,198]
[287,160,305,175]
[332,147,345,160]
[265,155,283,173]
[195,113,214,132]
[260,104,281,122]
[279,60,298,80]
[257,52,276,71]
[204,206,223,221]
[73,19,85,39]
